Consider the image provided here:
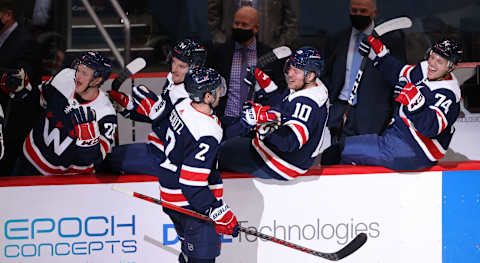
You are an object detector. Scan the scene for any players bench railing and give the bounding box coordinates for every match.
[79,0,131,68]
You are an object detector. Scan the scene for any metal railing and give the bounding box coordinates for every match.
[80,0,130,68]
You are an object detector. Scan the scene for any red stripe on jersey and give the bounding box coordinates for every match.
[402,118,445,161]
[160,191,187,203]
[24,134,94,175]
[292,123,308,146]
[401,65,414,77]
[253,137,301,178]
[160,188,223,205]
[148,133,164,146]
[432,108,447,133]
[99,137,110,154]
[413,129,445,160]
[210,188,223,199]
[180,169,209,182]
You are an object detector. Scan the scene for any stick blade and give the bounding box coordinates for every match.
[126,57,147,75]
[331,233,368,261]
[111,185,134,196]
[272,46,292,60]
[374,17,412,36]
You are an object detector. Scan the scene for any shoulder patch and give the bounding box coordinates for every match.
[175,99,223,143]
[288,78,328,108]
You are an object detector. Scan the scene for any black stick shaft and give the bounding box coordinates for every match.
[113,187,367,261]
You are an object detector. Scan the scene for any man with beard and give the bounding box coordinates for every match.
[322,0,406,144]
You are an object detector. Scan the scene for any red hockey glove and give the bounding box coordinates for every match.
[208,202,239,237]
[0,68,32,99]
[244,67,278,100]
[71,106,100,147]
[108,90,133,116]
[394,80,425,112]
[241,101,279,128]
[359,36,389,63]
[132,85,165,120]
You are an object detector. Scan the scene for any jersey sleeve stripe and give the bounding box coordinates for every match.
[284,120,309,148]
[429,105,448,134]
[400,65,415,78]
[401,117,446,162]
[252,136,308,180]
[24,132,94,175]
[159,185,223,206]
[99,136,110,158]
[180,165,210,186]
[147,132,165,151]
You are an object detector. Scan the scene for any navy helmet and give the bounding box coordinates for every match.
[169,39,207,68]
[427,39,463,66]
[184,67,225,102]
[74,51,112,86]
[284,46,324,78]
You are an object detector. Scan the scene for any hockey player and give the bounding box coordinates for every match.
[11,51,117,176]
[218,46,329,180]
[105,38,207,175]
[322,38,462,171]
[156,67,238,263]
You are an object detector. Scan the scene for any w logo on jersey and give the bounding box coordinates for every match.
[43,118,73,156]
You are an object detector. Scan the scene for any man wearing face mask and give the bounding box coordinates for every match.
[207,5,286,126]
[322,0,406,145]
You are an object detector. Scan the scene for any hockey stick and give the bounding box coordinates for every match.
[247,46,292,99]
[347,17,412,105]
[112,186,367,261]
[111,57,147,91]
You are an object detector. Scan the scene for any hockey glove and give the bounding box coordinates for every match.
[244,67,278,100]
[207,202,239,237]
[71,106,100,147]
[255,122,280,141]
[108,90,134,117]
[0,68,32,99]
[241,101,279,128]
[132,85,166,120]
[394,80,425,112]
[359,36,389,66]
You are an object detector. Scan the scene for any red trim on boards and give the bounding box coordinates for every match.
[1,161,480,187]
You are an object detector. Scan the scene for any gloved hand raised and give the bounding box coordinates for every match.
[358,36,389,65]
[241,101,279,128]
[131,85,166,120]
[394,78,425,112]
[244,67,278,100]
[0,68,32,99]
[70,106,100,147]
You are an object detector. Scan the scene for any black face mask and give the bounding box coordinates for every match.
[232,28,254,43]
[350,15,372,31]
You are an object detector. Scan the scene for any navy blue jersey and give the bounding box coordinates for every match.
[147,73,189,157]
[23,68,117,174]
[158,98,224,213]
[252,79,329,180]
[379,56,461,162]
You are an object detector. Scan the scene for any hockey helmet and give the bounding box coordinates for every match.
[184,67,225,103]
[74,51,112,86]
[169,39,207,68]
[284,46,324,78]
[426,39,463,66]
